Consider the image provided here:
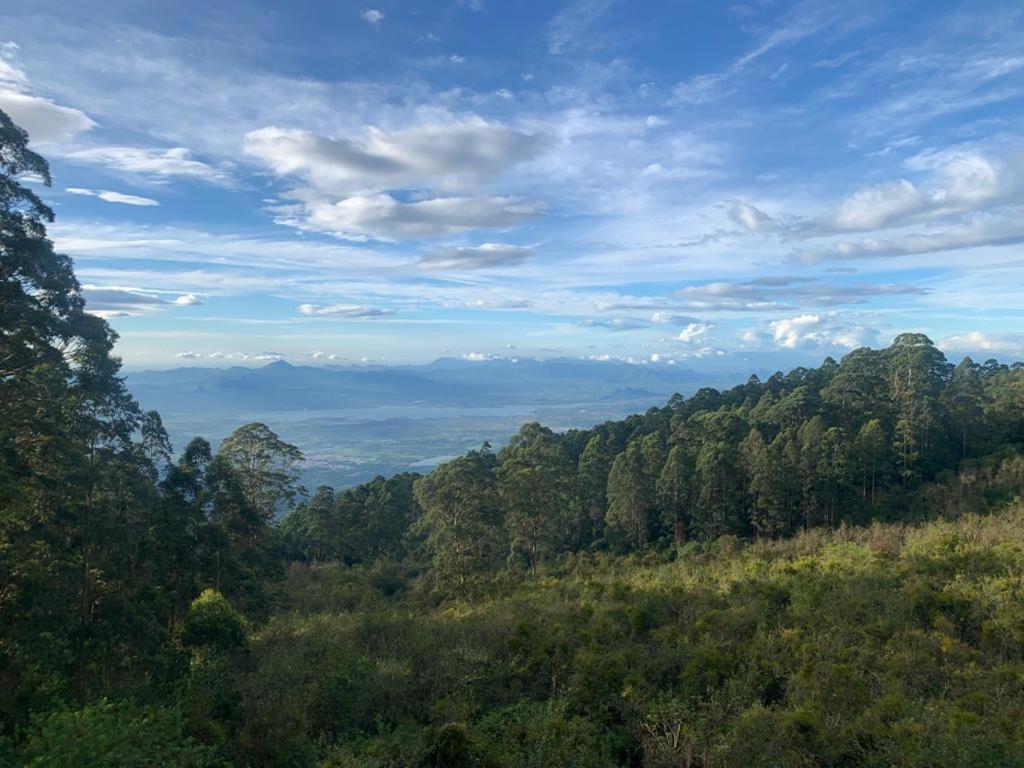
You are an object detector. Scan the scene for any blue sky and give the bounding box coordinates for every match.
[2,0,1023,370]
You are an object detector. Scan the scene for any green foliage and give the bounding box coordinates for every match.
[19,701,227,767]
[0,113,280,740]
[413,449,503,591]
[218,505,1024,767]
[180,589,247,653]
[218,422,305,522]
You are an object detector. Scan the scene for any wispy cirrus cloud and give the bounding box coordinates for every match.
[66,187,159,206]
[297,303,394,318]
[419,242,534,269]
[82,285,202,318]
[61,146,233,185]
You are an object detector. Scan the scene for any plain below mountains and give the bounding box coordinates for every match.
[125,357,737,488]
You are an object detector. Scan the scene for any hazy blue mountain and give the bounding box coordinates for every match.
[126,357,738,488]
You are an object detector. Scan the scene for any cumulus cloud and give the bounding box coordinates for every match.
[940,331,1024,360]
[419,242,533,269]
[763,314,880,350]
[244,120,546,195]
[832,150,1007,232]
[361,9,384,24]
[904,149,1002,206]
[66,187,160,206]
[187,351,290,362]
[297,303,393,318]
[677,322,714,343]
[172,293,202,305]
[62,146,232,184]
[835,179,923,230]
[311,351,343,360]
[246,119,548,240]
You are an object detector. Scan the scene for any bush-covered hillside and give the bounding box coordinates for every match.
[28,506,1024,767]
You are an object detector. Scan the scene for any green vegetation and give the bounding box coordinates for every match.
[3,109,1024,765]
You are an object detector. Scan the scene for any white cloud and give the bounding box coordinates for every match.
[796,214,1024,262]
[62,146,232,184]
[727,202,777,233]
[0,46,95,143]
[449,54,465,64]
[672,277,922,312]
[66,187,160,206]
[82,286,168,317]
[766,314,879,350]
[831,150,1009,232]
[0,89,96,143]
[297,303,394,318]
[82,285,203,317]
[677,322,714,343]
[361,9,385,25]
[546,0,620,55]
[940,331,1024,360]
[176,351,202,359]
[671,4,836,104]
[905,149,1002,206]
[580,317,648,332]
[292,193,543,240]
[835,179,922,230]
[243,120,545,195]
[770,314,824,349]
[245,119,547,240]
[420,242,533,269]
[311,350,343,360]
[445,297,534,309]
[650,312,699,325]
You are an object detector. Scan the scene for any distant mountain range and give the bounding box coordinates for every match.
[126,357,734,414]
[124,357,748,488]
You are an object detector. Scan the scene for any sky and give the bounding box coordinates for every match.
[2,0,1023,371]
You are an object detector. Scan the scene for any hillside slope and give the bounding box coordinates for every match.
[226,506,1024,767]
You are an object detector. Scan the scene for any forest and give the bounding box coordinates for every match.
[2,107,1024,767]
